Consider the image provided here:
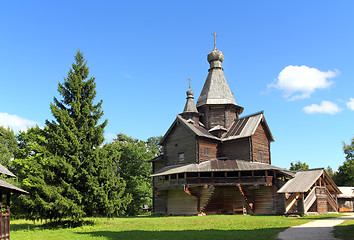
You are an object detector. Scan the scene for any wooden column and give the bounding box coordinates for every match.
[298,193,305,215]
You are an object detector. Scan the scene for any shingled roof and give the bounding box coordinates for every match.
[151,159,293,177]
[223,111,274,142]
[0,163,16,178]
[160,115,219,144]
[277,168,341,194]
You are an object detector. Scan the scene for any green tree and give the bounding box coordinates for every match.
[326,166,335,179]
[11,126,76,221]
[289,161,309,171]
[44,50,130,218]
[12,51,130,221]
[0,126,17,168]
[334,137,354,186]
[107,134,155,215]
[146,136,163,156]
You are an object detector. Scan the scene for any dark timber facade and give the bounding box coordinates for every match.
[150,45,341,216]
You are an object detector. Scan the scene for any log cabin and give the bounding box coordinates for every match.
[150,44,341,216]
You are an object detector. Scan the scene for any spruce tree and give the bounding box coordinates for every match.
[45,50,129,217]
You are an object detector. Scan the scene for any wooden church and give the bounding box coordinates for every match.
[150,41,341,216]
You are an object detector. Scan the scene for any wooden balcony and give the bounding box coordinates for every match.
[154,175,273,190]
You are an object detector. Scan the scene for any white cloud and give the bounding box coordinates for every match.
[269,65,337,101]
[0,112,38,132]
[346,98,354,111]
[303,101,342,115]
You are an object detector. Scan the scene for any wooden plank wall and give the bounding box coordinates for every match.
[221,138,250,160]
[166,189,198,215]
[253,186,275,215]
[153,160,165,173]
[198,139,218,163]
[198,106,237,129]
[153,191,167,214]
[252,123,270,164]
[164,124,196,166]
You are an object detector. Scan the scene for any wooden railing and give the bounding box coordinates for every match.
[304,187,317,213]
[325,188,338,212]
[154,176,273,190]
[285,193,299,213]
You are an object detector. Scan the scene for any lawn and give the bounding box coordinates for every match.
[333,218,354,240]
[10,214,340,240]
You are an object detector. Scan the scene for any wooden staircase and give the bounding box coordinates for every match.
[237,184,253,214]
[184,185,215,214]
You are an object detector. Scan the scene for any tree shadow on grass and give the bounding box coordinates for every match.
[11,220,94,231]
[76,228,288,240]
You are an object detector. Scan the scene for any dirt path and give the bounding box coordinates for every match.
[278,213,354,240]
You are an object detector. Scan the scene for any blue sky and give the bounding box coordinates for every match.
[1,1,353,170]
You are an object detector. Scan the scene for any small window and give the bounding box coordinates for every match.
[164,175,169,180]
[258,151,264,162]
[178,173,184,179]
[205,147,210,155]
[178,153,185,162]
[170,174,177,179]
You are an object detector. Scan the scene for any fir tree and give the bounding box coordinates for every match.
[11,51,130,221]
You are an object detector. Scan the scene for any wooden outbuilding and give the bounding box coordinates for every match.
[337,187,354,212]
[277,168,341,215]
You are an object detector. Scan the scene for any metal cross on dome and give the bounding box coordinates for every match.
[212,32,219,49]
[188,78,192,89]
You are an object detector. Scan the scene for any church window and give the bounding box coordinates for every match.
[205,147,210,155]
[178,153,185,162]
[258,151,264,162]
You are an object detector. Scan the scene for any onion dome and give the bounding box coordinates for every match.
[207,48,224,63]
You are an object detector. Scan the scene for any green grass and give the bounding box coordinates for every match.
[333,219,354,240]
[10,214,340,240]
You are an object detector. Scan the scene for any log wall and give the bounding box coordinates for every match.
[166,189,198,215]
[252,123,270,164]
[153,191,167,214]
[198,105,238,129]
[253,186,276,215]
[198,139,218,163]
[164,124,196,166]
[221,138,250,160]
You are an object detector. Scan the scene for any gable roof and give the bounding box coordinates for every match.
[277,168,341,194]
[0,163,16,178]
[223,111,274,142]
[151,158,294,177]
[337,187,354,198]
[159,115,220,144]
[0,179,28,194]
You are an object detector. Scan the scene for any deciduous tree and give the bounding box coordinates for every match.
[289,161,309,171]
[0,126,17,168]
[334,137,354,186]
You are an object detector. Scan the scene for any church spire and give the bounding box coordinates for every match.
[180,78,200,124]
[196,35,243,129]
[183,79,198,113]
